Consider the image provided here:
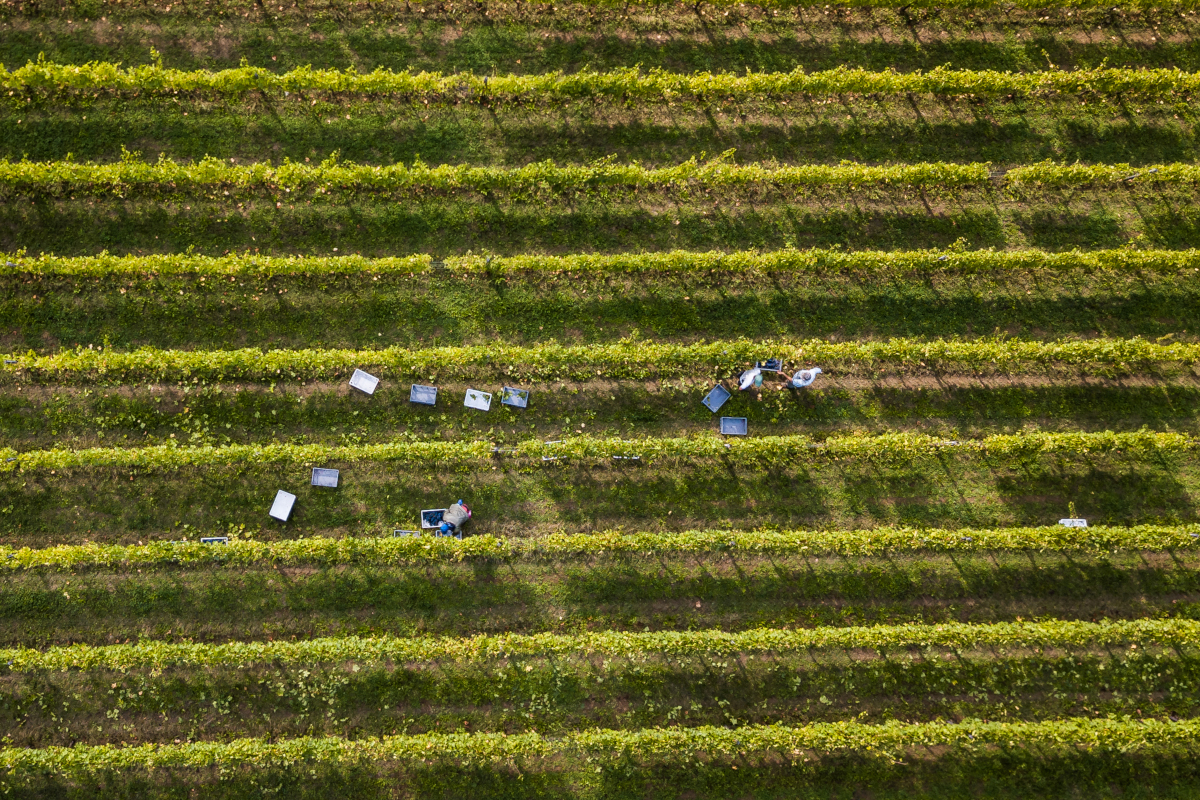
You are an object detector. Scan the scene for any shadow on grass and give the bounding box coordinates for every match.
[1010,209,1127,250]
[4,107,1198,168]
[5,22,1200,77]
[993,466,1198,526]
[0,200,1009,256]
[0,551,1194,628]
[5,271,1200,351]
[0,456,1192,542]
[559,554,1196,606]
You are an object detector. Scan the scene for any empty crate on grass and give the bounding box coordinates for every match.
[410,384,438,405]
[349,369,379,395]
[720,417,748,436]
[702,384,731,413]
[311,468,339,488]
[269,490,296,522]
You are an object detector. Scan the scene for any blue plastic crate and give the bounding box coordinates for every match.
[720,417,748,436]
[702,384,731,413]
[410,384,438,405]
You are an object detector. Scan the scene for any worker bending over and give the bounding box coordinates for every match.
[438,500,472,537]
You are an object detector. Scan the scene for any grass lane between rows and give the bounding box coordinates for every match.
[3,197,1193,254]
[3,622,1200,745]
[6,380,1200,449]
[0,547,1196,642]
[5,9,1200,78]
[5,267,1200,349]
[4,103,1195,169]
[1,442,1197,543]
[4,648,1198,745]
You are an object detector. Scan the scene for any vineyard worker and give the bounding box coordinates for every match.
[438,500,472,537]
[738,367,764,391]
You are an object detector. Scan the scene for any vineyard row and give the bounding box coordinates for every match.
[6,62,1200,103]
[0,155,1190,200]
[4,620,1198,671]
[9,247,1200,278]
[2,718,1197,778]
[5,0,1198,19]
[0,430,1193,472]
[4,338,1198,384]
[4,525,1200,571]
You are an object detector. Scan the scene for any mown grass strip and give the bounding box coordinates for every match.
[4,646,1197,747]
[3,550,1197,647]
[2,718,1197,778]
[5,338,1198,385]
[0,430,1193,472]
[3,156,1200,201]
[9,247,1200,277]
[3,620,1198,671]
[7,62,1200,103]
[7,526,1200,571]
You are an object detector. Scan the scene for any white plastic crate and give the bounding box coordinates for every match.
[349,369,379,395]
[464,389,492,411]
[311,468,339,488]
[269,490,296,522]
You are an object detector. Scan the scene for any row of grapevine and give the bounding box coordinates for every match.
[0,155,1192,200]
[2,719,1198,779]
[0,429,1192,471]
[0,430,1193,472]
[0,154,995,199]
[4,619,1198,671]
[4,338,1197,384]
[6,62,1200,103]
[9,247,1200,278]
[7,525,1197,571]
[5,0,1197,18]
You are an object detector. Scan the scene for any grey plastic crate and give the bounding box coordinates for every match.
[393,529,421,537]
[200,537,229,544]
[501,387,530,408]
[349,368,379,395]
[702,384,731,413]
[720,417,748,436]
[269,490,296,522]
[410,384,438,405]
[311,468,340,488]
[1058,518,1088,528]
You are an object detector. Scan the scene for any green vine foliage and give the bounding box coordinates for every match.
[4,339,1197,384]
[2,719,1199,782]
[6,63,1200,103]
[6,247,1200,278]
[0,430,1193,473]
[0,155,1198,201]
[3,619,1199,671]
[0,154,996,200]
[5,525,1197,571]
[5,0,1200,15]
